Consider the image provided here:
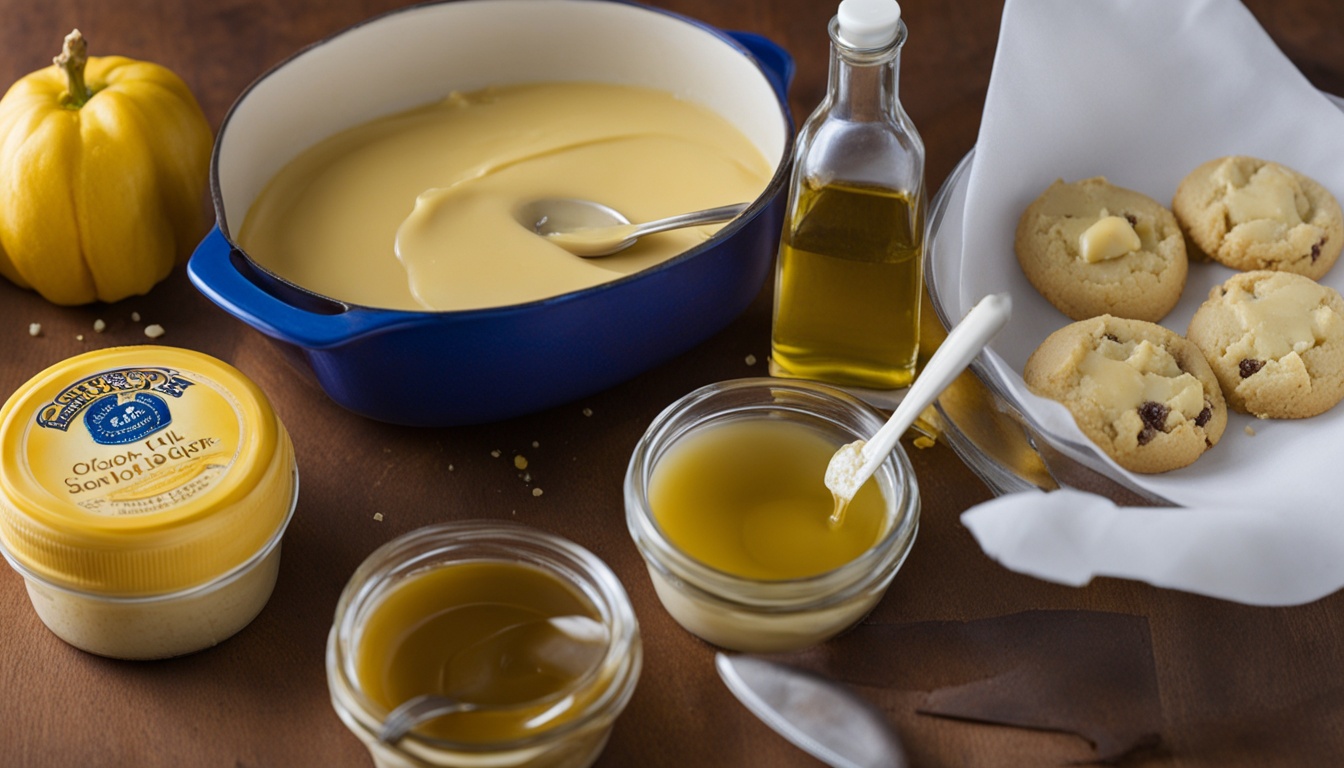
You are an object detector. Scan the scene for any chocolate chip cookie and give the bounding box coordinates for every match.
[1172,156,1343,279]
[1186,270,1344,419]
[1015,177,1188,323]
[1024,315,1227,474]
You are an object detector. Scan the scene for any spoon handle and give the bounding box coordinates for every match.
[630,202,750,238]
[378,694,475,745]
[857,293,1012,480]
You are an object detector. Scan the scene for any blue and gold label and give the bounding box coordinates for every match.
[37,368,193,434]
[25,366,241,517]
[82,393,175,446]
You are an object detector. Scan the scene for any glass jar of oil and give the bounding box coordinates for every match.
[770,0,926,391]
[624,378,919,653]
[326,521,641,768]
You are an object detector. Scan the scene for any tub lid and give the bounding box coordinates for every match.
[0,346,296,596]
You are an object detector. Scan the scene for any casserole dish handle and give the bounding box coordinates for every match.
[188,226,408,350]
[727,31,794,103]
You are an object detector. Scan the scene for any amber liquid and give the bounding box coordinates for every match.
[354,561,600,742]
[771,180,924,390]
[648,419,888,581]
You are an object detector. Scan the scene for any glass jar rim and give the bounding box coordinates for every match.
[327,519,642,754]
[624,377,920,612]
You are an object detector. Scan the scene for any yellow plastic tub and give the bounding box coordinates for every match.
[0,346,298,659]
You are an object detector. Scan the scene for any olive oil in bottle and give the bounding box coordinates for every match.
[770,0,926,391]
[772,179,923,389]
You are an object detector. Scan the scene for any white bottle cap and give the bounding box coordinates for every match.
[836,0,902,49]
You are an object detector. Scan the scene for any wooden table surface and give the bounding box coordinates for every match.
[2,1,1343,766]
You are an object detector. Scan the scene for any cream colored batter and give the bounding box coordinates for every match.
[238,82,772,311]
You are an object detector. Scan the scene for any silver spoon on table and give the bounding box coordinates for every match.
[519,198,749,257]
[716,653,906,768]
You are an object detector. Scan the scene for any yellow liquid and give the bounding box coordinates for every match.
[648,419,888,580]
[238,82,771,311]
[771,180,924,389]
[354,561,600,742]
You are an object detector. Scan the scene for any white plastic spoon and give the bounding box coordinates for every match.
[825,293,1012,523]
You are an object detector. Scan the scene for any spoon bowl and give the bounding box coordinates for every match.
[377,614,609,744]
[520,197,750,257]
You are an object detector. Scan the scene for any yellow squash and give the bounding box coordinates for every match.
[0,30,212,305]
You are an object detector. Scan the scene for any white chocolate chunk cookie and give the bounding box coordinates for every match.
[1016,177,1188,323]
[1024,315,1227,474]
[1186,270,1344,419]
[1173,156,1343,279]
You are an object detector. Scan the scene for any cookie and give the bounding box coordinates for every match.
[1015,177,1188,323]
[1024,315,1227,474]
[1172,156,1343,279]
[1186,270,1344,419]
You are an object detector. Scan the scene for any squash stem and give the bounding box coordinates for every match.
[54,29,93,109]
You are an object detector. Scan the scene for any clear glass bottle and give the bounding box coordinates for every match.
[770,0,926,391]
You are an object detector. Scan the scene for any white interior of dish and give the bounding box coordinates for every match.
[215,0,789,230]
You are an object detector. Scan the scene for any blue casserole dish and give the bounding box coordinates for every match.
[188,0,794,426]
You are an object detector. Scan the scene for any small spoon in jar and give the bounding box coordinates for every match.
[825,293,1012,524]
[377,614,609,745]
[518,198,749,257]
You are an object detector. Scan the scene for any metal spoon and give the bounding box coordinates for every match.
[716,653,905,768]
[376,614,609,745]
[519,198,749,257]
[825,293,1013,523]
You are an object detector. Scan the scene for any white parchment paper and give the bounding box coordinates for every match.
[949,0,1344,605]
